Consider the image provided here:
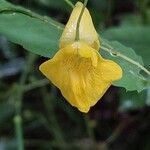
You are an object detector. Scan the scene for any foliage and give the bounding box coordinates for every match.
[102,25,150,66]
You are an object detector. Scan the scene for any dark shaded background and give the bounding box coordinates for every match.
[0,0,150,150]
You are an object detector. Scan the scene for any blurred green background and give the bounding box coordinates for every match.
[0,0,150,150]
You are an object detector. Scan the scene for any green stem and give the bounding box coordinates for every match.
[14,115,24,150]
[23,79,49,92]
[105,123,124,144]
[75,0,88,41]
[14,54,36,150]
[64,0,74,8]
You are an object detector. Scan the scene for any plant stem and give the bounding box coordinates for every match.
[101,45,150,76]
[75,0,88,41]
[105,123,124,144]
[14,115,24,150]
[64,0,74,8]
[23,79,49,92]
[14,54,36,150]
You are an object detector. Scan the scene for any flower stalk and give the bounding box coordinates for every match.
[64,0,74,8]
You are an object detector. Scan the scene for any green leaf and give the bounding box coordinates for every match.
[101,39,148,92]
[101,26,150,66]
[0,0,63,58]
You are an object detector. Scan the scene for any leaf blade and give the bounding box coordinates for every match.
[0,0,63,58]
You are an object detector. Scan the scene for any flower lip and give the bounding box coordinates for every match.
[39,41,122,113]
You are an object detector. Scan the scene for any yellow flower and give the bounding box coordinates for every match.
[39,2,122,113]
[39,42,122,112]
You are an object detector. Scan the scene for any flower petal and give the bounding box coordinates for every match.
[59,2,100,50]
[99,59,123,81]
[39,42,122,112]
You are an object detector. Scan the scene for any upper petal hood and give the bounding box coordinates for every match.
[59,2,100,50]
